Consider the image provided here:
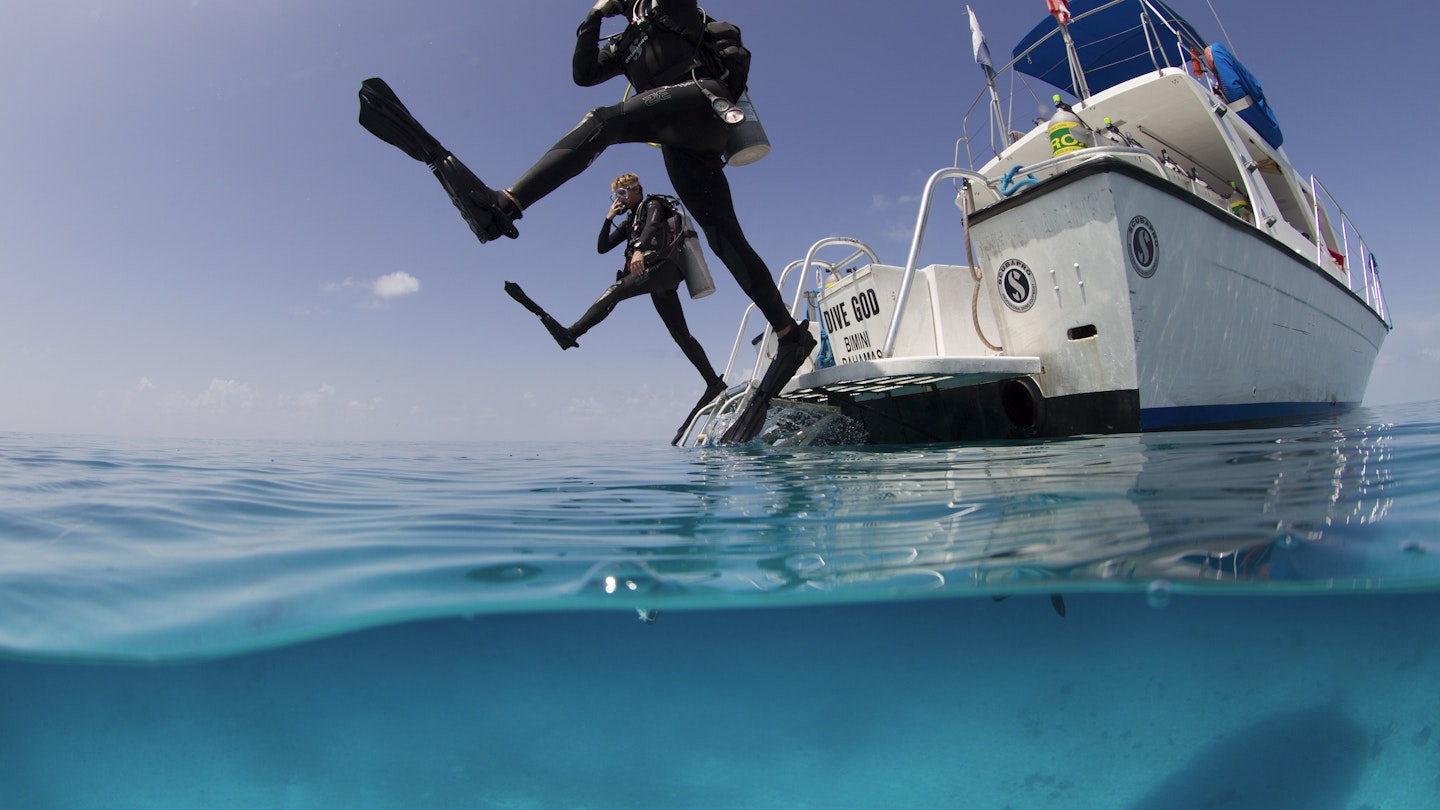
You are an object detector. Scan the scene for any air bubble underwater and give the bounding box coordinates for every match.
[1146,579,1174,608]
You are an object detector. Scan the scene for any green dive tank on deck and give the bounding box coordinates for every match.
[1047,95,1092,157]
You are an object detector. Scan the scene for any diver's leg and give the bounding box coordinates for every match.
[662,145,797,335]
[508,83,724,210]
[651,288,722,385]
[661,145,818,444]
[653,288,728,445]
[568,271,656,338]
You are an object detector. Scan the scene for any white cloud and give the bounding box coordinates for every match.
[194,379,257,410]
[870,194,921,212]
[564,396,604,421]
[157,379,258,415]
[296,383,337,409]
[120,377,157,409]
[324,272,421,307]
[372,271,420,299]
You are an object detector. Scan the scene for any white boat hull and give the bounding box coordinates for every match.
[774,160,1387,445]
[966,161,1386,430]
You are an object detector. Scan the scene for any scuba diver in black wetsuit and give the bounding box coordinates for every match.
[357,0,816,443]
[504,173,727,445]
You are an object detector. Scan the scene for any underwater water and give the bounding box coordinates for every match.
[3,401,1440,809]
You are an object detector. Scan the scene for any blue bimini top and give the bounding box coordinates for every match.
[1012,0,1204,98]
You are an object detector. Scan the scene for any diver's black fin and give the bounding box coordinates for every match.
[504,281,547,318]
[719,399,769,446]
[672,378,729,446]
[504,282,577,350]
[992,593,1066,618]
[718,323,817,445]
[540,314,577,350]
[358,78,521,243]
[358,77,444,164]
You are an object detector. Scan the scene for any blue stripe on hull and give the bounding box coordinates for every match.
[1141,401,1360,431]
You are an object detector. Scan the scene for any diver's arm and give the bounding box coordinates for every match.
[598,214,630,254]
[574,5,626,87]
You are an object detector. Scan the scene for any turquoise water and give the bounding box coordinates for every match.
[3,403,1440,808]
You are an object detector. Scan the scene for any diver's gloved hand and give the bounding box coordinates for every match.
[592,0,624,16]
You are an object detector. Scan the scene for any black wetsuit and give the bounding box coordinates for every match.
[507,0,795,333]
[568,196,721,386]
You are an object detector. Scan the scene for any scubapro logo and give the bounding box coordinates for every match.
[1127,215,1159,278]
[625,32,649,64]
[998,259,1037,313]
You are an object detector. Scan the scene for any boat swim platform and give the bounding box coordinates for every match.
[780,356,1042,404]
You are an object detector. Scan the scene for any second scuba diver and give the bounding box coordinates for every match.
[504,173,728,445]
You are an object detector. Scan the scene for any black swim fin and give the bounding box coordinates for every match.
[358,77,520,244]
[718,322,817,445]
[992,593,1067,618]
[672,377,729,446]
[357,77,443,163]
[504,281,578,350]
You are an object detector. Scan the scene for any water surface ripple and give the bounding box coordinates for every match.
[3,402,1438,661]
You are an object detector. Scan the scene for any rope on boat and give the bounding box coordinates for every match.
[962,181,1005,352]
[999,164,1041,196]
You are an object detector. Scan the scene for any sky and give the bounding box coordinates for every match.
[3,0,1437,443]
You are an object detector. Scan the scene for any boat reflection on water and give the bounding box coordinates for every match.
[666,417,1420,604]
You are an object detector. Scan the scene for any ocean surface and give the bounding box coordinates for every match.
[3,401,1440,809]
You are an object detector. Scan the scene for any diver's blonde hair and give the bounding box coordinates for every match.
[612,172,640,192]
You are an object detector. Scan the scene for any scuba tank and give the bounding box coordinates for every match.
[1100,118,1146,148]
[723,92,770,166]
[1046,95,1092,157]
[694,84,769,166]
[676,211,716,299]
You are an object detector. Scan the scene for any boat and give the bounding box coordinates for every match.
[678,0,1391,447]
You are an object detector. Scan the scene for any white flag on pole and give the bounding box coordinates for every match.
[967,5,993,70]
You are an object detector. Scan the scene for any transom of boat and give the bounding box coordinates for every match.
[782,356,1043,404]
